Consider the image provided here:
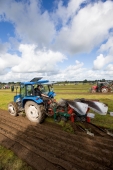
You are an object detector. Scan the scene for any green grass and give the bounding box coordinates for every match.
[91,113,113,129]
[0,145,33,170]
[0,89,15,110]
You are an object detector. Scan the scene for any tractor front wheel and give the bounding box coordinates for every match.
[101,88,108,93]
[91,89,96,93]
[25,101,45,123]
[8,102,18,116]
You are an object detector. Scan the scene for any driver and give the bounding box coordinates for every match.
[34,85,49,98]
[34,85,51,111]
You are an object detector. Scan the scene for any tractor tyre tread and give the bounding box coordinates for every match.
[8,101,18,116]
[101,88,108,93]
[25,101,45,123]
[39,105,46,123]
[91,89,96,93]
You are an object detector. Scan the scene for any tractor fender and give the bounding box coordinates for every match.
[48,91,56,98]
[92,85,97,90]
[14,94,21,102]
[22,96,43,108]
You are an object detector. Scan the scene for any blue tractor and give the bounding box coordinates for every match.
[8,77,56,123]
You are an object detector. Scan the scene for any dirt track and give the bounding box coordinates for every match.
[0,109,113,170]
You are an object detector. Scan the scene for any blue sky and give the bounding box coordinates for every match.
[0,0,113,82]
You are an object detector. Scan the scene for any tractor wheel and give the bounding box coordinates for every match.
[8,102,18,116]
[25,101,45,123]
[91,89,96,93]
[101,88,108,93]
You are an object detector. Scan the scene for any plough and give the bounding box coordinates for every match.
[49,98,113,137]
[48,98,108,123]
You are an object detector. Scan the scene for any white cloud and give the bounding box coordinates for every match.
[105,64,113,71]
[0,0,55,47]
[50,60,113,81]
[1,0,113,55]
[52,60,86,81]
[0,57,113,83]
[11,44,67,73]
[93,54,113,70]
[53,0,113,54]
[0,53,21,75]
[99,36,113,56]
[94,33,113,71]
[0,41,10,53]
[53,0,83,26]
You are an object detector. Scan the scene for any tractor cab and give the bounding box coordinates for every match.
[14,78,56,103]
[41,82,55,98]
[24,80,55,97]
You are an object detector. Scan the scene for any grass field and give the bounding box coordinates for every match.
[0,146,33,170]
[0,83,113,169]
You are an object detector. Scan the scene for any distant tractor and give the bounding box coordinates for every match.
[3,85,10,89]
[90,81,113,93]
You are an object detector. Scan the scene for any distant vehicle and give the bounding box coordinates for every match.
[3,85,10,89]
[90,81,113,93]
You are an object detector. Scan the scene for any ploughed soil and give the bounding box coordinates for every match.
[0,109,113,170]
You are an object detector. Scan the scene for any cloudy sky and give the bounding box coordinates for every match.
[0,0,113,82]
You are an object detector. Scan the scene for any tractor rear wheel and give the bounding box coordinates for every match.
[25,101,45,123]
[101,88,108,93]
[8,102,18,116]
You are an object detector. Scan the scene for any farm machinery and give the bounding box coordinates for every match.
[90,81,113,93]
[8,77,108,124]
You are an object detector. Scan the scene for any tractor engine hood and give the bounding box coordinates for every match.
[48,91,56,98]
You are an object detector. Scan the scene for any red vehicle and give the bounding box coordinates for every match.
[91,81,113,93]
[3,85,10,89]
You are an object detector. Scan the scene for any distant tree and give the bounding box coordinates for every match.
[8,82,15,84]
[65,81,68,84]
[101,79,105,82]
[83,79,87,83]
[16,82,21,85]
